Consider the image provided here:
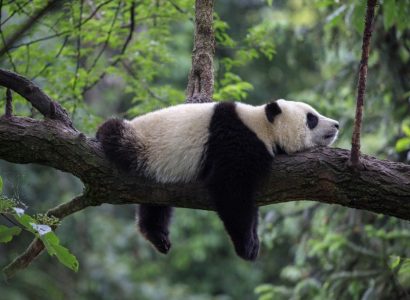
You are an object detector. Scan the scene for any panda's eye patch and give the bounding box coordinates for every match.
[307,113,318,129]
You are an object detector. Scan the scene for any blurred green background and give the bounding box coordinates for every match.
[1,0,410,299]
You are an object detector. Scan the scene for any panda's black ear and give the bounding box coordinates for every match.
[265,101,282,123]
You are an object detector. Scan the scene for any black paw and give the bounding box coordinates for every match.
[140,229,172,254]
[234,236,259,261]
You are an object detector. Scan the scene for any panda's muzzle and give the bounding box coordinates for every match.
[323,122,339,140]
[323,132,336,140]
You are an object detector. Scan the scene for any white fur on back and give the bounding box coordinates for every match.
[127,103,215,183]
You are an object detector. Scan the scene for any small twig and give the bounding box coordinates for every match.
[0,0,31,26]
[350,0,377,167]
[31,35,69,80]
[169,0,187,14]
[0,213,21,227]
[8,0,114,51]
[83,1,135,93]
[3,194,95,279]
[24,45,30,74]
[15,0,60,35]
[5,87,12,117]
[0,0,62,57]
[72,0,84,93]
[0,0,17,71]
[87,1,122,75]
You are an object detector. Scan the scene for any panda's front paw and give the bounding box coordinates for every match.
[235,236,259,261]
[141,230,172,254]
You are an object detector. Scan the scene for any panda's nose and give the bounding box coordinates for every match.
[334,123,339,129]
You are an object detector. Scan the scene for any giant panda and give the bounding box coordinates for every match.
[96,100,339,260]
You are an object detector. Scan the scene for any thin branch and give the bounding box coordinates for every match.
[169,0,187,14]
[86,1,122,75]
[0,0,31,26]
[24,45,29,74]
[72,0,84,93]
[83,1,135,93]
[0,68,74,128]
[0,0,17,71]
[14,0,60,35]
[329,270,381,281]
[31,35,69,80]
[3,194,95,279]
[0,0,62,57]
[8,0,114,51]
[9,31,69,49]
[0,213,21,227]
[350,0,377,167]
[4,87,12,117]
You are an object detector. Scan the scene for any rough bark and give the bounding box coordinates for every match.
[350,0,376,167]
[1,116,409,219]
[185,0,215,103]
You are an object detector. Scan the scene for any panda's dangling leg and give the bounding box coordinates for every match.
[209,185,260,261]
[138,204,173,254]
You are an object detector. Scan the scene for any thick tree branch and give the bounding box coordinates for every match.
[350,0,377,167]
[0,68,74,128]
[186,0,215,103]
[0,116,409,219]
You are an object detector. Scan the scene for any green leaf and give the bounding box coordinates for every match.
[13,212,38,234]
[395,137,410,152]
[352,2,366,33]
[0,176,3,193]
[41,232,79,272]
[0,225,22,243]
[389,255,401,270]
[383,0,396,30]
[255,284,274,294]
[398,258,410,286]
[402,123,410,137]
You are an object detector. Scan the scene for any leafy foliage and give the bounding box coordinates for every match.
[0,194,78,272]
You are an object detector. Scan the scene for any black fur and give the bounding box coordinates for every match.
[96,118,143,172]
[307,112,318,129]
[138,205,173,254]
[200,102,273,260]
[275,143,287,155]
[265,101,282,123]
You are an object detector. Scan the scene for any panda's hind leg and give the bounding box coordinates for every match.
[138,204,173,254]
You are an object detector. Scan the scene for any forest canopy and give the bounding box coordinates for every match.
[0,0,410,299]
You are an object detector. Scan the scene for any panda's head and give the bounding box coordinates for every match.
[265,99,339,154]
